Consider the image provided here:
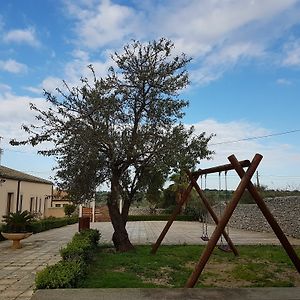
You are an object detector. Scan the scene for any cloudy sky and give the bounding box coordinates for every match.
[0,0,300,190]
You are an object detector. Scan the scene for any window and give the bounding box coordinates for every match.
[55,204,61,207]
[18,195,23,212]
[35,197,38,213]
[7,193,14,214]
[30,197,34,213]
[39,198,42,212]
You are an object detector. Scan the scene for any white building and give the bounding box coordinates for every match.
[0,165,53,221]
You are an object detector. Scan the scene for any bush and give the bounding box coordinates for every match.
[35,260,86,289]
[2,210,34,232]
[31,216,78,233]
[36,229,101,289]
[60,229,100,262]
[0,224,5,241]
[60,237,93,262]
[64,204,76,217]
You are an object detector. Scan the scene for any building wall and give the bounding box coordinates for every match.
[45,207,66,218]
[0,178,52,221]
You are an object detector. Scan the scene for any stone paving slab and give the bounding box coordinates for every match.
[31,288,300,300]
[0,221,299,300]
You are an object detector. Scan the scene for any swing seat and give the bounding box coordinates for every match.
[218,244,232,253]
[201,235,209,241]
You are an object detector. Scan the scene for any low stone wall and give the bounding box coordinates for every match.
[210,196,300,239]
[129,207,168,215]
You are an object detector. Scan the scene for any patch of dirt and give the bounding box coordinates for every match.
[100,247,116,254]
[185,258,299,288]
[113,267,126,273]
[199,262,252,288]
[139,267,174,287]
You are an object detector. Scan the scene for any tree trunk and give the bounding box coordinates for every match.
[107,173,134,252]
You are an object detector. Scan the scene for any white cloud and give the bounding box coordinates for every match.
[282,39,300,66]
[276,78,292,85]
[62,0,299,86]
[3,27,40,47]
[0,93,43,144]
[0,59,28,74]
[65,0,140,49]
[191,119,300,190]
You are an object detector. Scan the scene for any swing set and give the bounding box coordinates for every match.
[151,153,300,288]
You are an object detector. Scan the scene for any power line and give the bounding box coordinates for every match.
[209,129,300,146]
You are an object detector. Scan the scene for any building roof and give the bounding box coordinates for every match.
[0,165,53,185]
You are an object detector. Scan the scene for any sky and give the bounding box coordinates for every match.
[0,0,300,190]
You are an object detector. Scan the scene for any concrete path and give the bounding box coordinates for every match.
[0,221,299,300]
[92,221,300,246]
[0,225,78,300]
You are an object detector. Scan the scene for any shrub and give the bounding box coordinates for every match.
[31,216,78,233]
[60,229,100,262]
[35,229,101,289]
[2,210,34,232]
[0,224,5,241]
[35,260,86,289]
[60,238,93,262]
[64,204,76,217]
[79,228,100,246]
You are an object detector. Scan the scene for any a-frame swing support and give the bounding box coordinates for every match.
[151,159,251,255]
[151,153,300,288]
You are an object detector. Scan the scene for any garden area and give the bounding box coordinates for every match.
[33,228,300,289]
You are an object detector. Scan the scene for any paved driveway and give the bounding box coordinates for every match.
[0,221,299,300]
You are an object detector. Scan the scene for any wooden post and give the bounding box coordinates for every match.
[151,183,194,254]
[188,172,239,256]
[231,155,300,273]
[185,154,262,288]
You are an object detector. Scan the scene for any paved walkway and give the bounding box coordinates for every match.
[0,221,299,300]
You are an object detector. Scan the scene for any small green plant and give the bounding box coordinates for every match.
[64,204,76,217]
[2,210,34,233]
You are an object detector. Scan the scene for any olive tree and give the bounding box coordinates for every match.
[11,38,213,251]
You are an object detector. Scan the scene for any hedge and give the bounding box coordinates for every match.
[0,216,78,242]
[35,229,100,289]
[31,216,78,233]
[35,260,86,289]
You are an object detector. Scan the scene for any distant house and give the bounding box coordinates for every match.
[0,165,53,221]
[51,188,72,208]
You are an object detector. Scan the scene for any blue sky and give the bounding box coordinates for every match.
[0,0,300,190]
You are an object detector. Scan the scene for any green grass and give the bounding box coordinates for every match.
[79,245,300,288]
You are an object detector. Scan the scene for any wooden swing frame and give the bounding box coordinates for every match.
[151,153,300,288]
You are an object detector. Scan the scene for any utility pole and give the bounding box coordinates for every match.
[256,171,260,188]
[0,136,3,165]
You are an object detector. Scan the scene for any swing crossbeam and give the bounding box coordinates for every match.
[193,159,250,176]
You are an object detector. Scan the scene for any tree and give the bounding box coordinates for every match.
[64,204,76,217]
[11,38,213,251]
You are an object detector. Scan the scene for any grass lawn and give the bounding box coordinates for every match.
[79,245,300,288]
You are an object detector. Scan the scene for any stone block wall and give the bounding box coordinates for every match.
[210,196,300,238]
[129,207,167,215]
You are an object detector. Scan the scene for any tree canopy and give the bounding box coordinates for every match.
[11,38,213,251]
